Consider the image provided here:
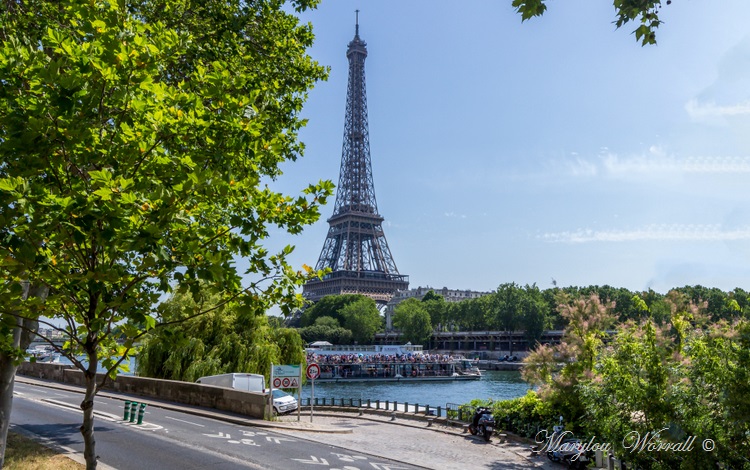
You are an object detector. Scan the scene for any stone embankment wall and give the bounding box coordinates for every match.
[17,362,268,419]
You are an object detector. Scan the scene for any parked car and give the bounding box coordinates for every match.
[268,388,298,415]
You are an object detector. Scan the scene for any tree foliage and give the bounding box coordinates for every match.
[298,316,353,345]
[521,293,750,468]
[392,298,433,346]
[0,0,331,467]
[340,297,382,344]
[138,291,305,382]
[299,294,365,327]
[512,0,673,46]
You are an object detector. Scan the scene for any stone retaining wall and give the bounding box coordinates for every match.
[17,362,268,418]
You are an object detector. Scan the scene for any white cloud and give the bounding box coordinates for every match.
[685,99,750,119]
[560,152,750,179]
[539,224,750,243]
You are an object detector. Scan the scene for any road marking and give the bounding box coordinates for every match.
[240,439,260,447]
[292,456,329,465]
[204,431,232,439]
[241,430,268,437]
[333,454,368,462]
[369,463,410,470]
[265,436,293,444]
[165,416,205,427]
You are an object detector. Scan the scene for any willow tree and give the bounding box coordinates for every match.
[0,0,331,468]
[138,291,306,382]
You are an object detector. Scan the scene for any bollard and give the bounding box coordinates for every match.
[426,405,431,415]
[376,399,380,410]
[358,398,362,408]
[405,402,409,414]
[137,403,147,425]
[415,403,420,413]
[123,401,131,421]
[367,398,371,408]
[129,402,138,422]
[438,406,442,417]
[385,400,389,411]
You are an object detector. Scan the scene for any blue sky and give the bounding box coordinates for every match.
[266,0,750,296]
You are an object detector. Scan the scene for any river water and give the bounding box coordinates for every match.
[56,357,531,413]
[299,370,532,411]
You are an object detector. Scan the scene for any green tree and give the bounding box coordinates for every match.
[0,1,331,467]
[512,0,674,46]
[300,294,365,327]
[392,298,433,346]
[491,283,523,355]
[138,291,305,382]
[518,284,549,347]
[340,297,382,344]
[298,316,353,345]
[421,291,448,331]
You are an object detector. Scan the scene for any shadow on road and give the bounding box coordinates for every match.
[21,423,114,447]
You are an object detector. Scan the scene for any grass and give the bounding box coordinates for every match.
[4,431,83,470]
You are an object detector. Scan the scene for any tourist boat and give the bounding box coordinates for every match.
[25,345,61,363]
[305,343,481,382]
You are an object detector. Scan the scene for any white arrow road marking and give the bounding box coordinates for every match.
[333,454,368,462]
[369,463,410,470]
[266,436,293,444]
[240,439,260,447]
[292,456,329,465]
[241,430,268,437]
[203,432,231,439]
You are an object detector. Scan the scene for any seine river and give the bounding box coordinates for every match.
[58,358,531,413]
[299,370,532,411]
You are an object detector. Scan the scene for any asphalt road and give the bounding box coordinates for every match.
[11,382,421,470]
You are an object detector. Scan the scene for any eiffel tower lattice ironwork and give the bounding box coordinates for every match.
[303,15,408,304]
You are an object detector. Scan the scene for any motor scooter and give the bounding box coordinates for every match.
[468,406,495,442]
[541,417,590,469]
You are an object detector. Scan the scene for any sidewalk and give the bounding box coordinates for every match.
[275,411,559,469]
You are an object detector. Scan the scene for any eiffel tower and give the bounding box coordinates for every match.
[303,14,409,304]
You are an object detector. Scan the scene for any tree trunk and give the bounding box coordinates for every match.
[0,282,43,467]
[80,347,99,470]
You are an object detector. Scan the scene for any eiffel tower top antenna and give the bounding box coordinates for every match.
[355,10,359,36]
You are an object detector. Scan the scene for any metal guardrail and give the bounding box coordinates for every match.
[303,397,441,417]
[445,402,472,423]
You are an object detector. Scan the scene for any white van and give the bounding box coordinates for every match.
[196,373,265,392]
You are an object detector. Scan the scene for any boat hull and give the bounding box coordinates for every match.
[312,374,481,383]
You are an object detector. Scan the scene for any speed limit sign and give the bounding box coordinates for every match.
[306,363,321,380]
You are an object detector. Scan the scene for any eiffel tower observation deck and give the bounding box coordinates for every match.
[303,14,409,304]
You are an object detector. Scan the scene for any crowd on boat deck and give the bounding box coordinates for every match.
[307,352,461,364]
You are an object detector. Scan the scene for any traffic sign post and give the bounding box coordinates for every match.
[306,363,321,423]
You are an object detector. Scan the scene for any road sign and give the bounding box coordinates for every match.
[306,363,321,380]
[272,365,300,378]
[272,377,282,388]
